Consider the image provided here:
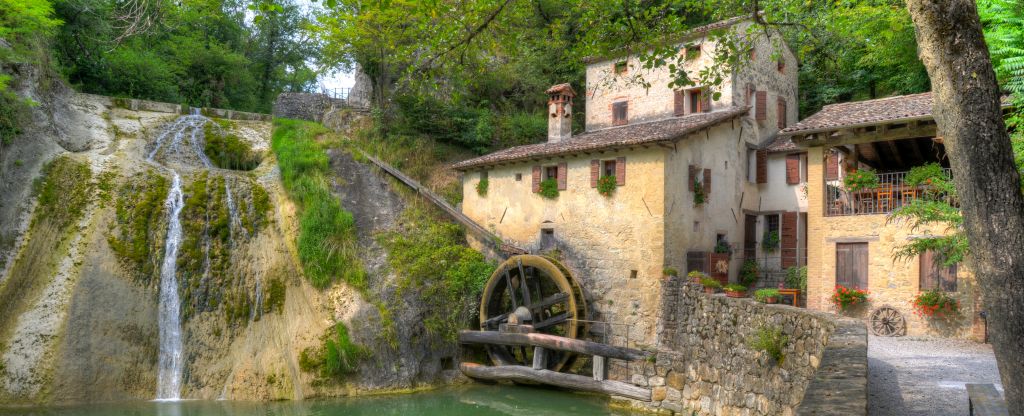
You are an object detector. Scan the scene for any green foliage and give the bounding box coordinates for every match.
[784,266,807,292]
[714,241,731,254]
[539,178,559,199]
[700,277,722,289]
[889,163,966,267]
[299,322,366,379]
[692,177,705,205]
[761,230,780,251]
[108,170,168,282]
[0,88,31,145]
[724,283,747,293]
[740,260,759,287]
[264,277,286,314]
[754,288,780,302]
[911,290,961,319]
[33,155,92,230]
[748,325,788,365]
[597,175,617,197]
[0,0,60,62]
[662,267,678,277]
[475,177,488,197]
[203,123,262,170]
[843,168,879,192]
[378,205,495,344]
[272,118,364,290]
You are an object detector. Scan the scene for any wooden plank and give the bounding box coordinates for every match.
[460,363,651,402]
[532,312,568,330]
[967,384,1009,416]
[593,356,607,381]
[533,347,546,370]
[459,330,650,362]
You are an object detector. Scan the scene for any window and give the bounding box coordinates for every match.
[612,101,628,125]
[545,165,558,180]
[766,214,780,235]
[920,251,958,291]
[747,150,758,182]
[540,229,556,251]
[836,242,869,290]
[777,98,788,129]
[614,61,628,74]
[689,89,703,114]
[686,250,707,274]
[515,173,522,181]
[602,160,616,178]
[681,88,709,114]
[685,44,701,60]
[777,58,786,73]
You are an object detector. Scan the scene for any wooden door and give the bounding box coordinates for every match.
[836,243,868,290]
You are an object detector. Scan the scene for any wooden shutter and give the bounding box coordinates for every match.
[688,165,697,191]
[532,165,541,193]
[785,153,801,184]
[756,149,768,184]
[825,150,839,181]
[613,101,628,125]
[781,211,798,268]
[616,157,626,185]
[777,98,787,129]
[755,91,767,121]
[920,251,959,291]
[674,90,684,115]
[702,93,712,113]
[590,160,599,188]
[836,243,868,290]
[557,162,567,190]
[702,168,711,197]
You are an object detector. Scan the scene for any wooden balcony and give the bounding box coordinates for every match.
[825,168,955,216]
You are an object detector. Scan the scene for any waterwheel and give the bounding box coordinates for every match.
[478,255,588,372]
[870,306,906,337]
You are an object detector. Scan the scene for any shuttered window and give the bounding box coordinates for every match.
[674,90,685,115]
[615,157,626,185]
[556,162,567,190]
[755,91,767,121]
[702,168,711,198]
[612,101,628,126]
[785,153,801,185]
[825,150,840,181]
[532,165,541,193]
[920,251,958,291]
[836,243,869,290]
[781,211,798,268]
[777,98,787,129]
[590,159,599,188]
[756,149,768,184]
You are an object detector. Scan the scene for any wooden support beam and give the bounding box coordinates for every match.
[593,356,607,381]
[533,347,547,370]
[458,330,650,361]
[460,363,652,402]
[532,312,568,330]
[885,140,905,166]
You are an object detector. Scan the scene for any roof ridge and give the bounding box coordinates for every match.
[821,91,932,109]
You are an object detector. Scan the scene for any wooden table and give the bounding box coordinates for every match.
[778,288,801,307]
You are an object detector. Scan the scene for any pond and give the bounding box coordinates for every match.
[0,384,631,416]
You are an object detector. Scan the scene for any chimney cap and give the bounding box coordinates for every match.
[545,83,576,96]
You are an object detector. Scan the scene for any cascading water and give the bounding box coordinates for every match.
[155,172,185,400]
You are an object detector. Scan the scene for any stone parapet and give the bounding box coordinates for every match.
[272,92,347,122]
[78,93,272,121]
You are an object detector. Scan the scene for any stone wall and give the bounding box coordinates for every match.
[81,94,272,121]
[272,92,346,122]
[614,277,866,415]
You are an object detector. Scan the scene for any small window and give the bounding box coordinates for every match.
[545,165,558,180]
[629,270,638,279]
[777,58,785,73]
[920,251,958,292]
[686,88,710,114]
[614,61,628,74]
[515,173,523,181]
[540,229,556,251]
[602,160,616,178]
[747,150,758,183]
[693,221,700,232]
[716,233,727,246]
[685,44,701,61]
[766,214,780,235]
[612,101,628,126]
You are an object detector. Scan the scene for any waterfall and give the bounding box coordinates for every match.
[156,172,186,401]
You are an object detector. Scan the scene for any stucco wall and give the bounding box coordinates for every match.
[461,148,667,344]
[731,21,800,145]
[805,147,982,339]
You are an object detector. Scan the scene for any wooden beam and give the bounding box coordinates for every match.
[908,138,926,165]
[884,140,905,166]
[532,347,547,370]
[459,363,652,401]
[593,356,607,381]
[458,330,650,361]
[800,124,937,147]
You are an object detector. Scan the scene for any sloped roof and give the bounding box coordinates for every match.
[765,134,799,153]
[452,107,749,170]
[779,93,934,136]
[582,15,755,64]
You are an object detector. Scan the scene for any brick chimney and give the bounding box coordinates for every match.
[546,83,575,143]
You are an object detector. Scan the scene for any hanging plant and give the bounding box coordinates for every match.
[693,177,706,206]
[844,168,879,192]
[539,178,559,199]
[762,230,780,251]
[476,178,489,197]
[911,290,961,319]
[831,285,869,311]
[597,175,617,197]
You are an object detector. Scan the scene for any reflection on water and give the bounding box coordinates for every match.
[0,384,627,416]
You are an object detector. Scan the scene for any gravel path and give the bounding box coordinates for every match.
[868,335,1002,415]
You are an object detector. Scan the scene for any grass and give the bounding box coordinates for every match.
[748,325,789,365]
[299,322,367,379]
[271,118,364,290]
[203,123,263,171]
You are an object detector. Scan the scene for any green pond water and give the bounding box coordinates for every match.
[0,385,630,416]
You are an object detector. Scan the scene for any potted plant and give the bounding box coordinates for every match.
[714,241,731,255]
[740,260,759,288]
[597,175,617,197]
[761,230,780,252]
[663,267,679,279]
[687,270,706,284]
[911,290,961,319]
[724,284,747,298]
[830,285,869,311]
[843,168,880,192]
[755,288,780,304]
[700,277,722,294]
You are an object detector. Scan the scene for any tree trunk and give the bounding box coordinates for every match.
[906,1,1024,413]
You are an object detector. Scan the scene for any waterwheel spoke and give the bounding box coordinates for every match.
[534,312,569,330]
[503,267,518,309]
[517,260,532,307]
[528,292,569,311]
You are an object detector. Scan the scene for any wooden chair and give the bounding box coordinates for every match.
[876,183,894,212]
[900,187,918,207]
[858,191,875,214]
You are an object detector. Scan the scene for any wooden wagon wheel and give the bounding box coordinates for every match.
[870,306,906,337]
[479,255,588,372]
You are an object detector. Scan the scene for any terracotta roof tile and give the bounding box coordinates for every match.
[452,107,748,170]
[779,93,934,136]
[765,134,798,153]
[582,15,754,64]
[545,83,576,96]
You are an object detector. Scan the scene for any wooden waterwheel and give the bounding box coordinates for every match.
[478,255,588,372]
[870,306,906,337]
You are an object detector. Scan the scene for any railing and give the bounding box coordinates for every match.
[825,168,955,216]
[321,87,371,107]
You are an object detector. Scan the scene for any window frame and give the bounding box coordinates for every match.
[544,165,558,181]
[601,160,617,178]
[612,101,628,126]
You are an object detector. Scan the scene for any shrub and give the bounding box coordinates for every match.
[785,266,808,291]
[714,241,731,254]
[476,177,488,196]
[748,325,788,365]
[700,277,722,289]
[299,322,367,379]
[204,123,262,170]
[663,267,679,277]
[692,177,706,205]
[754,288,780,302]
[724,283,747,292]
[831,285,869,310]
[597,175,617,197]
[911,290,960,319]
[844,168,879,192]
[539,178,559,199]
[739,260,759,287]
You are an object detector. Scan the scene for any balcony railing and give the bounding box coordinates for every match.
[826,168,955,216]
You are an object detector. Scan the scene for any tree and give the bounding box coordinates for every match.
[906,0,1024,413]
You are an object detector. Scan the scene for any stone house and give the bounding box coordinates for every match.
[778,92,985,339]
[452,16,800,344]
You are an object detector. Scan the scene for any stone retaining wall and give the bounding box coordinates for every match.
[272,92,348,122]
[614,278,867,415]
[80,94,271,121]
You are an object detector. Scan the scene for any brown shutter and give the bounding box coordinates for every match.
[532,165,541,193]
[785,153,801,184]
[777,98,787,129]
[756,149,768,184]
[919,251,937,290]
[557,162,567,190]
[590,160,599,188]
[702,168,711,197]
[616,157,626,185]
[755,91,767,121]
[703,93,712,113]
[825,150,839,181]
[674,90,684,115]
[781,211,798,268]
[688,165,697,191]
